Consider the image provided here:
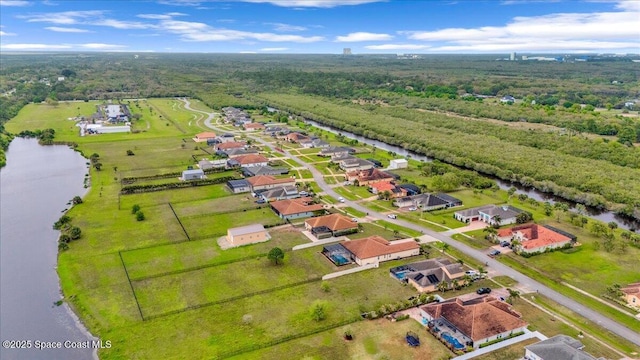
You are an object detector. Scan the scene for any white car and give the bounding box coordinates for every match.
[338,196,345,203]
[408,207,417,211]
[387,214,397,219]
[351,218,358,222]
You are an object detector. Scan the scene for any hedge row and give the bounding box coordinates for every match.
[120,176,234,194]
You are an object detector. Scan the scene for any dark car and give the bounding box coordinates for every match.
[477,287,492,295]
[500,241,510,247]
[488,249,501,257]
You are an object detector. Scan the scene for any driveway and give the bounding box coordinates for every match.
[181,98,640,347]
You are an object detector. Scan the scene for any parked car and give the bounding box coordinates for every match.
[465,270,478,276]
[338,197,345,203]
[488,249,501,257]
[408,207,417,211]
[351,218,358,222]
[500,241,510,247]
[387,214,397,219]
[477,287,492,295]
[299,191,308,196]
[255,199,266,204]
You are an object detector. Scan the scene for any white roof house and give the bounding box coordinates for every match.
[182,169,205,181]
[389,159,408,169]
[226,224,270,247]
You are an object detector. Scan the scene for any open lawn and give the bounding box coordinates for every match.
[119,184,232,209]
[469,338,538,360]
[172,193,261,217]
[179,208,283,240]
[349,222,405,241]
[374,220,423,238]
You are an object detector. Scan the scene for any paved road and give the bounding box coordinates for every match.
[180,98,640,347]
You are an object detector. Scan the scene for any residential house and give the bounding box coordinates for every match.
[319,146,354,157]
[243,122,266,131]
[398,184,421,196]
[215,141,246,151]
[339,157,375,172]
[229,154,269,168]
[621,282,640,309]
[194,132,217,142]
[223,148,259,159]
[420,296,528,349]
[366,158,383,168]
[346,168,394,187]
[454,204,525,225]
[285,132,310,143]
[226,224,270,247]
[391,258,466,292]
[264,126,288,136]
[216,133,236,143]
[242,165,290,177]
[300,138,329,148]
[524,334,604,360]
[497,224,575,254]
[227,179,251,194]
[198,159,227,170]
[500,95,516,103]
[270,197,324,220]
[369,182,407,198]
[246,175,296,192]
[389,159,408,169]
[182,169,205,181]
[394,193,462,211]
[260,186,299,202]
[340,236,420,266]
[304,213,358,239]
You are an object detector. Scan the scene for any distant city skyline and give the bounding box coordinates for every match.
[0,0,638,54]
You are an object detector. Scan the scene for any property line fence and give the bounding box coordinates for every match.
[118,251,144,321]
[168,202,191,241]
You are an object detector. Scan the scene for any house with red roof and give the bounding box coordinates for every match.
[227,154,269,168]
[497,224,575,255]
[339,236,420,266]
[270,197,324,220]
[215,141,246,151]
[420,296,527,349]
[194,132,217,142]
[285,132,310,143]
[346,168,394,187]
[369,182,407,198]
[246,175,296,192]
[621,282,640,309]
[243,122,266,131]
[304,213,358,239]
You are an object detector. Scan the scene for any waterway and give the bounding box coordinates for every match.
[0,138,96,360]
[305,119,640,231]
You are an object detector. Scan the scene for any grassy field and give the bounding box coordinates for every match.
[469,338,538,360]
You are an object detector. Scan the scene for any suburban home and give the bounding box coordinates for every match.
[339,157,375,172]
[420,296,528,349]
[230,154,269,168]
[270,197,324,220]
[216,133,236,143]
[390,258,466,293]
[223,148,259,159]
[454,204,525,225]
[340,236,420,266]
[194,132,217,142]
[227,179,251,194]
[215,141,246,151]
[246,175,296,192]
[264,126,288,136]
[369,182,407,198]
[304,213,358,239]
[497,224,576,254]
[621,282,640,308]
[398,184,421,196]
[299,138,329,149]
[394,193,462,211]
[243,122,266,131]
[198,159,227,170]
[181,169,205,181]
[259,186,299,202]
[226,224,270,247]
[524,334,604,360]
[242,165,290,177]
[319,146,354,157]
[285,132,310,143]
[389,159,408,169]
[500,95,516,103]
[346,168,395,187]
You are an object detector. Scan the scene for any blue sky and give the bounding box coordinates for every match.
[1,0,638,53]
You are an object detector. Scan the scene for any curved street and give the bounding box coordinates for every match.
[180,98,640,347]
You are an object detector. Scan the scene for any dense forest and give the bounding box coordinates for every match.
[1,53,638,217]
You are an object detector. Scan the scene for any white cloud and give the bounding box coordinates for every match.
[365,44,431,50]
[137,12,186,20]
[157,0,201,6]
[403,2,640,53]
[0,0,30,6]
[1,43,72,50]
[92,19,154,29]
[239,0,384,8]
[266,22,307,32]
[239,51,257,53]
[160,19,324,42]
[45,26,90,33]
[80,43,127,49]
[335,32,392,42]
[0,30,17,36]
[260,47,288,51]
[18,10,104,24]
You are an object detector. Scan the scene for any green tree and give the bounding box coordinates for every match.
[93,162,102,171]
[607,221,618,230]
[543,201,553,216]
[268,247,285,265]
[506,288,520,304]
[483,226,497,240]
[492,215,502,228]
[136,211,145,221]
[310,302,326,321]
[437,281,449,293]
[59,234,71,244]
[132,204,141,214]
[69,226,82,240]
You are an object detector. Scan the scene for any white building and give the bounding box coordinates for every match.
[389,159,408,169]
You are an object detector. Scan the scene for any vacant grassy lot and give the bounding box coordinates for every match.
[179,208,283,240]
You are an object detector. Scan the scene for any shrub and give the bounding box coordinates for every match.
[132,204,141,214]
[136,211,145,221]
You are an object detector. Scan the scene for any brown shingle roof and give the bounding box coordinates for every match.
[499,224,571,250]
[234,154,269,165]
[621,282,640,295]
[216,141,246,150]
[341,236,419,260]
[195,132,217,140]
[421,297,527,342]
[246,175,295,187]
[270,197,323,216]
[305,213,357,232]
[346,168,394,183]
[243,122,265,129]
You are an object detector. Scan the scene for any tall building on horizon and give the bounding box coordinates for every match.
[343,48,352,55]
[510,52,516,61]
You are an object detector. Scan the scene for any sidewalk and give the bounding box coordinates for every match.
[452,330,547,360]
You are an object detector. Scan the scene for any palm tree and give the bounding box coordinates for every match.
[441,243,450,253]
[492,215,502,228]
[507,288,520,304]
[478,266,487,278]
[462,275,473,287]
[483,226,497,241]
[452,279,460,290]
[437,281,449,293]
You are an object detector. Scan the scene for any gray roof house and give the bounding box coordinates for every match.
[260,185,300,202]
[391,258,465,293]
[223,148,259,158]
[339,157,375,172]
[242,165,289,177]
[394,193,462,211]
[227,179,251,194]
[182,169,205,181]
[454,204,525,225]
[319,146,355,157]
[524,335,604,360]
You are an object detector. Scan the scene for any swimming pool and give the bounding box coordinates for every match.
[393,270,410,280]
[441,332,465,350]
[330,254,350,265]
